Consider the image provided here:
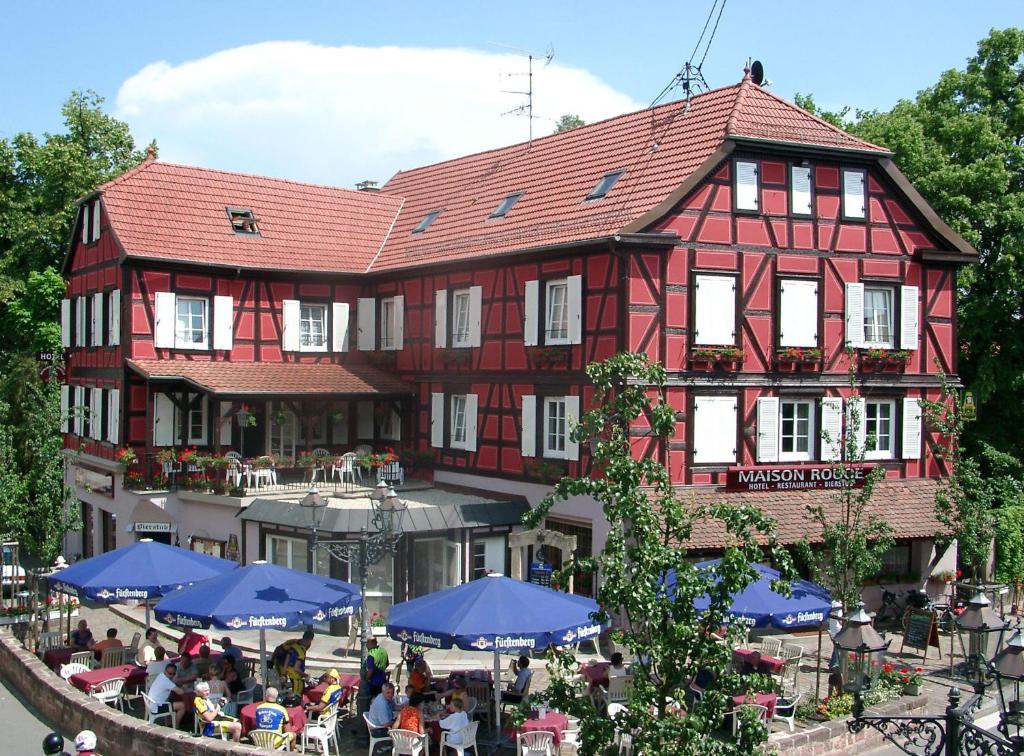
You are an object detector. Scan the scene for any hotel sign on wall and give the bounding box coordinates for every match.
[725,464,874,492]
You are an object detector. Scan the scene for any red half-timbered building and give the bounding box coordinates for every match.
[61,71,973,614]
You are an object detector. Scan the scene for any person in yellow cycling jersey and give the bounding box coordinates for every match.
[272,629,314,691]
[253,687,295,748]
[193,681,242,742]
[305,668,345,719]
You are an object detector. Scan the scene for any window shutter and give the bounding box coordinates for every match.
[693,396,737,464]
[281,299,300,351]
[820,398,843,462]
[465,393,479,452]
[357,400,374,439]
[332,302,350,352]
[900,285,919,350]
[107,388,119,445]
[91,201,101,242]
[392,295,405,350]
[847,397,866,458]
[523,280,539,346]
[430,392,445,448]
[845,283,865,348]
[468,285,483,348]
[434,289,448,348]
[153,393,175,446]
[89,387,103,440]
[213,295,234,351]
[735,161,759,210]
[61,298,71,348]
[791,166,812,215]
[843,170,865,218]
[91,293,103,346]
[60,385,70,433]
[81,204,90,245]
[694,275,736,345]
[357,298,376,351]
[75,296,86,346]
[902,397,922,460]
[566,275,584,345]
[756,397,780,463]
[219,401,233,447]
[521,395,537,457]
[564,394,580,461]
[73,386,84,435]
[779,279,818,347]
[154,292,176,348]
[108,290,120,346]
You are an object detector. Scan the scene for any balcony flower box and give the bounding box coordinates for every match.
[690,346,744,369]
[527,346,571,366]
[776,347,822,365]
[859,348,911,371]
[438,349,472,367]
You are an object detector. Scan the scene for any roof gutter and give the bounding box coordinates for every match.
[728,135,894,159]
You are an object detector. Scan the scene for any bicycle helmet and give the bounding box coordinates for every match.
[41,732,64,754]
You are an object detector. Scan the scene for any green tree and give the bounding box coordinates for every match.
[553,114,585,133]
[524,353,794,754]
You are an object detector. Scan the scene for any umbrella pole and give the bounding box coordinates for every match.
[260,629,268,692]
[493,650,502,738]
[145,601,151,630]
[815,622,823,704]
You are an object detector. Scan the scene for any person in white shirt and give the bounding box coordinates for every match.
[439,697,470,745]
[147,663,186,720]
[145,646,170,688]
[136,627,159,667]
[503,655,532,704]
[608,652,629,678]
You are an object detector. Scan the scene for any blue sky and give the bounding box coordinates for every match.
[2,1,1018,186]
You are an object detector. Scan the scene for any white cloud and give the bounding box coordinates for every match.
[115,41,642,187]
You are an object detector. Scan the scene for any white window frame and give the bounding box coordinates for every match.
[266,534,308,571]
[451,290,472,348]
[543,397,568,459]
[183,397,208,446]
[863,286,895,349]
[299,303,329,352]
[842,169,867,220]
[174,296,209,350]
[450,394,469,449]
[734,160,759,211]
[545,280,570,345]
[864,399,896,460]
[379,296,403,351]
[779,400,815,462]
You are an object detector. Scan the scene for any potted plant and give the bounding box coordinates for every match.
[296,452,319,468]
[370,611,387,636]
[859,348,912,370]
[776,347,823,367]
[396,448,434,472]
[115,446,137,466]
[254,455,275,468]
[900,666,924,696]
[691,346,744,367]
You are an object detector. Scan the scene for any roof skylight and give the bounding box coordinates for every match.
[412,209,442,234]
[488,192,524,219]
[226,207,260,235]
[586,170,625,200]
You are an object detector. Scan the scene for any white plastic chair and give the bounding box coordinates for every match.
[70,650,97,669]
[732,703,771,740]
[363,712,393,756]
[191,703,231,740]
[235,677,258,704]
[90,677,125,711]
[333,451,362,484]
[601,675,630,707]
[517,730,554,756]
[377,461,405,486]
[248,729,290,750]
[99,647,126,667]
[303,705,339,755]
[60,662,91,680]
[759,637,783,658]
[773,691,802,733]
[390,728,428,756]
[440,720,479,756]
[142,691,176,728]
[37,631,63,653]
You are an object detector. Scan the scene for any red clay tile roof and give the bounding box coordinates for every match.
[680,477,943,549]
[126,359,414,396]
[98,161,404,274]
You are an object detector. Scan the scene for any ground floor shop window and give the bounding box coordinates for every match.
[545,519,594,597]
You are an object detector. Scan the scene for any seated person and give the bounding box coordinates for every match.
[174,652,199,687]
[305,668,344,717]
[194,645,213,677]
[207,664,235,716]
[366,682,397,738]
[503,656,532,704]
[608,652,630,678]
[69,620,94,651]
[93,628,123,654]
[440,676,469,707]
[178,629,209,656]
[220,636,243,665]
[145,646,170,687]
[221,654,243,696]
[147,663,186,722]
[394,692,425,735]
[135,627,159,667]
[439,697,470,745]
[193,681,241,742]
[253,687,295,747]
[408,659,433,696]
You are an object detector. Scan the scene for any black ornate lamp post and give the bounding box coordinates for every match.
[956,586,1008,691]
[991,626,1024,748]
[301,482,406,718]
[835,602,889,701]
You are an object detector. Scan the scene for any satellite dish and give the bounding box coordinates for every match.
[751,60,765,86]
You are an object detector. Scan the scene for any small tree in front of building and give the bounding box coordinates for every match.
[524,352,795,754]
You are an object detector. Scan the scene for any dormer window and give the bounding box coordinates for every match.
[586,170,624,200]
[489,192,523,219]
[226,207,260,235]
[412,209,442,234]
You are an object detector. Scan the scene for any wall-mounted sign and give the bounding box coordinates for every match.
[74,467,114,497]
[134,522,174,533]
[725,464,874,493]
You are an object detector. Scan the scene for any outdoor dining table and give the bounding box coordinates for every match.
[302,674,361,706]
[731,648,785,675]
[44,646,100,671]
[239,701,307,736]
[68,663,147,693]
[520,711,569,745]
[580,661,610,691]
[730,691,778,719]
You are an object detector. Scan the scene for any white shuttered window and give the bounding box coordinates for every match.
[106,388,120,445]
[332,302,349,352]
[153,393,176,447]
[844,283,865,348]
[91,293,104,346]
[735,161,759,211]
[435,289,448,348]
[791,165,813,215]
[213,295,234,351]
[75,296,86,346]
[107,290,120,346]
[842,170,866,219]
[756,397,780,463]
[820,398,843,462]
[521,395,537,457]
[89,387,102,440]
[902,397,922,460]
[61,299,71,348]
[694,275,736,345]
[281,299,301,352]
[900,286,919,350]
[73,386,84,436]
[431,392,445,448]
[693,396,737,464]
[779,279,818,347]
[523,280,539,346]
[153,292,176,348]
[357,298,376,351]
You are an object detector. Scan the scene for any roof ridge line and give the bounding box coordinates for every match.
[95,156,158,195]
[366,198,405,273]
[725,70,753,137]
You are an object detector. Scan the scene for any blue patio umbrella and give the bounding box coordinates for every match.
[387,573,605,731]
[155,560,361,683]
[49,538,238,626]
[664,559,832,630]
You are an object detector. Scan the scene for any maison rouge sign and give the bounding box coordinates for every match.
[725,464,874,492]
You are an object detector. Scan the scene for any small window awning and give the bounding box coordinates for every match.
[127,358,414,397]
[129,498,177,534]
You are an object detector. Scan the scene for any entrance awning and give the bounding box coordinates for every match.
[126,358,414,397]
[129,498,177,534]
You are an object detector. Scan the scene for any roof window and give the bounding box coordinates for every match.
[226,207,260,235]
[586,170,625,200]
[412,209,442,234]
[488,192,524,219]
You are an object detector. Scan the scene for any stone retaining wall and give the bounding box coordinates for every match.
[0,629,259,755]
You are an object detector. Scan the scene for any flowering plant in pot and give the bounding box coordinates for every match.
[296,452,319,468]
[155,448,178,466]
[115,447,137,465]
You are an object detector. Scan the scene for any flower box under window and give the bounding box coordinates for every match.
[859,348,911,370]
[690,346,744,366]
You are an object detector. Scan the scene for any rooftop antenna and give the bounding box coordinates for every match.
[491,42,554,147]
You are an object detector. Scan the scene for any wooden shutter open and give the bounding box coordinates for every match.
[845,283,865,348]
[902,397,922,460]
[108,290,120,346]
[735,161,759,210]
[567,275,583,345]
[61,298,71,348]
[564,394,580,460]
[60,385,70,433]
[842,170,865,219]
[779,279,818,347]
[900,285,919,350]
[91,293,104,346]
[694,275,736,345]
[89,387,103,440]
[357,298,376,351]
[523,280,539,346]
[80,204,89,245]
[107,388,120,445]
[847,397,866,458]
[693,396,737,464]
[281,299,300,352]
[469,286,483,348]
[430,392,445,448]
[332,302,350,352]
[91,201,101,242]
[435,289,448,348]
[791,165,812,215]
[73,386,84,435]
[465,393,479,452]
[75,296,86,346]
[521,395,537,457]
[153,392,175,447]
[820,398,843,462]
[756,396,780,463]
[213,295,234,351]
[391,295,405,350]
[153,292,176,348]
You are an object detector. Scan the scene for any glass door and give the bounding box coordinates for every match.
[267,403,296,461]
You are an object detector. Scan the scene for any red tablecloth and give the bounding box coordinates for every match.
[239,702,307,736]
[731,649,786,675]
[580,662,610,691]
[731,692,778,719]
[44,646,101,671]
[68,664,146,693]
[302,674,360,705]
[521,711,569,746]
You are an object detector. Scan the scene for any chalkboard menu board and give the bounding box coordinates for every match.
[901,610,940,661]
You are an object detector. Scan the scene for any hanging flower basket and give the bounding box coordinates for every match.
[236,404,257,427]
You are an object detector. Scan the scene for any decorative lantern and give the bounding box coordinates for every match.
[991,627,1024,743]
[835,602,890,695]
[955,586,1007,689]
